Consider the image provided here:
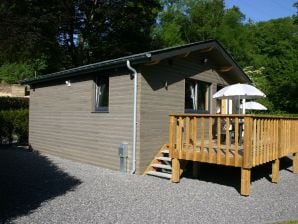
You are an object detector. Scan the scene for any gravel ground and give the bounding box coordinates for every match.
[1,146,298,224]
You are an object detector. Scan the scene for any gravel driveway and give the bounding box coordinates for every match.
[1,146,297,224]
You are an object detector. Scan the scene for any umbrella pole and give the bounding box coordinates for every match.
[242,99,246,114]
[238,96,240,114]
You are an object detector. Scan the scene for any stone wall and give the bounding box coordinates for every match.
[0,83,29,97]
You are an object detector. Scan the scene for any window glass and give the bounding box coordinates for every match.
[185,79,210,113]
[94,76,109,112]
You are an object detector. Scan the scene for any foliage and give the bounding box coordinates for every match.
[0,109,29,144]
[0,97,29,144]
[0,0,160,75]
[0,97,29,110]
[0,0,63,71]
[153,1,298,114]
[14,109,29,144]
[0,0,297,114]
[0,110,15,144]
[276,220,298,224]
[246,18,298,113]
[153,0,225,46]
[0,58,47,83]
[294,2,298,24]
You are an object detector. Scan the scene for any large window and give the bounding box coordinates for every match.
[185,79,210,113]
[94,76,109,112]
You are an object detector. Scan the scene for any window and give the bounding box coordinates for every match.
[185,79,210,113]
[94,76,109,112]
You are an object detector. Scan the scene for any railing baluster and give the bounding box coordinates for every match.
[257,119,261,166]
[193,117,197,152]
[270,119,274,161]
[185,116,190,148]
[269,119,273,161]
[201,117,205,161]
[225,117,230,165]
[209,117,213,162]
[189,117,193,149]
[265,119,268,163]
[260,119,264,164]
[217,116,221,164]
[252,118,257,167]
[235,117,239,166]
[274,119,278,159]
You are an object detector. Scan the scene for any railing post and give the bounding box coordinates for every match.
[176,117,184,154]
[293,153,298,174]
[169,115,176,158]
[192,117,197,151]
[241,116,253,196]
[272,159,280,183]
[241,168,251,196]
[185,116,190,147]
[172,158,180,183]
[243,116,253,169]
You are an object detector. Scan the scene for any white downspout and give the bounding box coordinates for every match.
[126,60,137,174]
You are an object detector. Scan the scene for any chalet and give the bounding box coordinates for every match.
[21,40,297,196]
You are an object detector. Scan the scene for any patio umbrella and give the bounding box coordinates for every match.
[212,83,266,114]
[240,101,267,110]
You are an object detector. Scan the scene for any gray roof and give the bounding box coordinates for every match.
[20,39,251,85]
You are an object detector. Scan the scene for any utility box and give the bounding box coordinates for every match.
[118,143,128,173]
[118,143,128,158]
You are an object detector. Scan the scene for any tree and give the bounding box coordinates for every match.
[0,0,64,71]
[53,0,160,66]
[245,18,298,113]
[0,59,47,84]
[215,6,252,66]
[153,0,225,47]
[153,1,298,113]
[294,1,298,24]
[0,0,160,82]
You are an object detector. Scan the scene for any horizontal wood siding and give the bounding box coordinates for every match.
[29,74,136,171]
[139,53,229,172]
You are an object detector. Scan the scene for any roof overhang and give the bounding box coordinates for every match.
[20,40,251,85]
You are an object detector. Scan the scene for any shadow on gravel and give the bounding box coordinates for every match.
[183,157,293,193]
[0,145,82,223]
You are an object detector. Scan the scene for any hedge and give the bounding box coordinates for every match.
[0,96,29,110]
[0,109,29,144]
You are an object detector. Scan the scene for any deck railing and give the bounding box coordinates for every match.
[168,114,298,195]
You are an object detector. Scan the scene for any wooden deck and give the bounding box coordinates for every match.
[168,114,298,196]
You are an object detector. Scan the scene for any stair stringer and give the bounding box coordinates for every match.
[142,144,170,176]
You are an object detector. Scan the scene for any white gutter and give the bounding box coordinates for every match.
[126,60,138,174]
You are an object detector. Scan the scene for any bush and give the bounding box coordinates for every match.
[14,109,29,144]
[0,109,29,144]
[0,97,29,110]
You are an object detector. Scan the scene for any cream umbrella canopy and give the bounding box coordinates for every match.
[240,101,267,111]
[213,83,266,114]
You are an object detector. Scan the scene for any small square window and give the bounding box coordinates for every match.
[94,76,109,112]
[185,79,211,113]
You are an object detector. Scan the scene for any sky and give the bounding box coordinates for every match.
[225,0,297,22]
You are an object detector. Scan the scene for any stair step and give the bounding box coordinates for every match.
[161,149,169,154]
[151,163,172,170]
[155,156,171,162]
[147,171,172,179]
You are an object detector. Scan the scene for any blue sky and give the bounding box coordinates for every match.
[225,0,297,22]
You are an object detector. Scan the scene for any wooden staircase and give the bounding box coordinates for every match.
[143,144,172,179]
